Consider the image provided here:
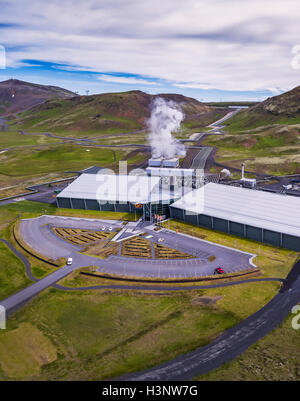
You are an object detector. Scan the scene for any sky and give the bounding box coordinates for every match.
[0,0,300,101]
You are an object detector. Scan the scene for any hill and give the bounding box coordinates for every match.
[0,79,77,116]
[225,85,300,131]
[6,89,226,135]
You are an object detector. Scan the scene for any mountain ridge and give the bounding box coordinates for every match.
[0,79,77,115]
[6,86,221,135]
[225,85,300,131]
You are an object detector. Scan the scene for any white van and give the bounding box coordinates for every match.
[67,257,73,265]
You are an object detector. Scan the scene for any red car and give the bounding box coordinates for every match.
[215,267,225,274]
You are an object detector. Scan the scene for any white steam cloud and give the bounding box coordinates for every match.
[148,97,186,159]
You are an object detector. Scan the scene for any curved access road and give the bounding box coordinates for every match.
[0,235,283,317]
[122,259,300,381]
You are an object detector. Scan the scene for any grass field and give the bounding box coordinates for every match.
[95,132,148,145]
[0,279,280,380]
[0,322,57,378]
[203,124,300,175]
[0,142,149,197]
[0,241,32,299]
[0,200,138,222]
[0,131,61,148]
[0,144,128,177]
[55,208,138,221]
[224,107,300,133]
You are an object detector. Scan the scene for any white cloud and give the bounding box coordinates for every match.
[174,83,213,90]
[0,0,300,93]
[97,75,158,85]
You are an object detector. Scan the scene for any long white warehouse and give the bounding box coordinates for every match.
[170,183,300,251]
[56,173,180,221]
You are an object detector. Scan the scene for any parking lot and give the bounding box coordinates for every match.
[18,215,256,278]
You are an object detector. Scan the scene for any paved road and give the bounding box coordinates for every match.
[208,108,242,130]
[0,263,74,315]
[0,189,55,206]
[185,109,243,172]
[122,259,300,381]
[191,147,213,170]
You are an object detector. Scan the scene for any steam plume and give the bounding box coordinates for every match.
[148,97,186,159]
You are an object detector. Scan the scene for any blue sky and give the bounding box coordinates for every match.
[0,0,299,101]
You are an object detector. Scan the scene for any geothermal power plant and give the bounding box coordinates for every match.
[56,98,300,252]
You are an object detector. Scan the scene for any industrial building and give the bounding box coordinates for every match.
[56,173,181,221]
[56,161,300,251]
[148,157,179,168]
[169,183,300,251]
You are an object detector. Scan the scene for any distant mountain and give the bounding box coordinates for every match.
[0,79,77,115]
[8,89,221,134]
[225,85,300,131]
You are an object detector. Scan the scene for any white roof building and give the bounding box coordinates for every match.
[146,167,194,177]
[170,183,300,238]
[57,173,179,204]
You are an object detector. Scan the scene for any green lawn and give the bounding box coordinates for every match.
[0,144,128,177]
[55,208,138,221]
[0,241,32,299]
[95,132,147,145]
[0,201,56,222]
[224,108,300,132]
[0,131,60,148]
[0,143,144,196]
[0,280,280,380]
[0,200,138,225]
[203,124,300,175]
